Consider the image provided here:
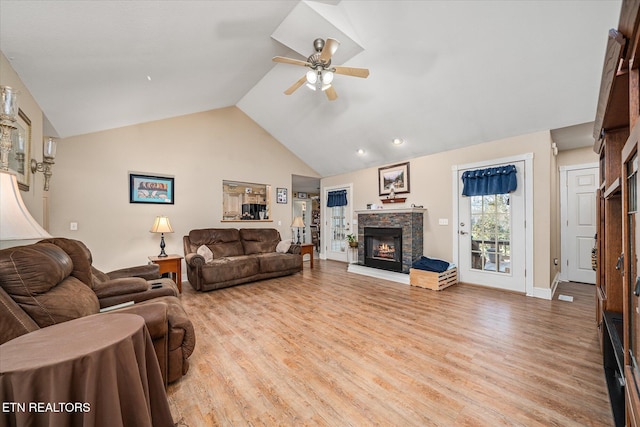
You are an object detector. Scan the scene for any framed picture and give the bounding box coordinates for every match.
[297,192,307,199]
[8,109,31,191]
[129,173,174,204]
[378,162,410,196]
[276,187,288,204]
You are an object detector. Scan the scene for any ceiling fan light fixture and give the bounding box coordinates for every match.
[322,71,334,84]
[321,84,332,92]
[306,70,318,84]
[306,83,317,91]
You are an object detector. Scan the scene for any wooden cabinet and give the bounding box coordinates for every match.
[594,2,640,425]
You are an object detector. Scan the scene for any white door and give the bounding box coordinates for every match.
[458,161,526,292]
[565,167,598,284]
[324,185,352,262]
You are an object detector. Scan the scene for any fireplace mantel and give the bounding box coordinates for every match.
[355,207,426,215]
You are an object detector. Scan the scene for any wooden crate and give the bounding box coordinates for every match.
[409,267,457,291]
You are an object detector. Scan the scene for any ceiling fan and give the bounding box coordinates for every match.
[272,38,369,101]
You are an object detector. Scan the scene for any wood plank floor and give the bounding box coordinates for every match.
[167,260,613,426]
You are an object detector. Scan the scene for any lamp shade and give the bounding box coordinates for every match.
[291,216,305,228]
[150,216,173,234]
[0,171,51,241]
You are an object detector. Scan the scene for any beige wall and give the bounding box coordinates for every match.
[50,107,319,272]
[322,131,555,291]
[0,52,46,244]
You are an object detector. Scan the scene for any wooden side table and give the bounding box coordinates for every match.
[300,243,314,268]
[149,254,183,293]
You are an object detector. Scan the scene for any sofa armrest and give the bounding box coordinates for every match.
[288,244,301,255]
[185,252,205,267]
[103,301,168,340]
[107,263,161,280]
[93,277,149,299]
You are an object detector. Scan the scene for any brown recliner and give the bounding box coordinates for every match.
[0,241,195,385]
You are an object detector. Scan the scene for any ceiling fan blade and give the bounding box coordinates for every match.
[333,66,370,78]
[319,38,340,63]
[284,75,307,95]
[325,85,337,101]
[272,56,310,67]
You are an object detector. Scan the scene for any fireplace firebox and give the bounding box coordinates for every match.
[364,227,403,272]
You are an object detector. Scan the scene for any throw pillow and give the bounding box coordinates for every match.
[197,245,214,263]
[276,239,292,254]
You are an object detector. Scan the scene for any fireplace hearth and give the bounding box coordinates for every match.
[364,227,402,272]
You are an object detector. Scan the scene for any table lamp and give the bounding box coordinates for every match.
[291,216,305,244]
[150,215,173,257]
[0,170,51,242]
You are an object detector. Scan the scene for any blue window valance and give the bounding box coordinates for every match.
[327,190,348,207]
[461,164,517,196]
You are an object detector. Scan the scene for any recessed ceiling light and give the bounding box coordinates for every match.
[357,148,366,155]
[147,75,152,81]
[392,138,404,145]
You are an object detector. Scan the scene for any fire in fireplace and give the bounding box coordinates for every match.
[364,227,403,272]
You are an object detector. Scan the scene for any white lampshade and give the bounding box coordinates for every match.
[0,171,51,241]
[150,215,173,234]
[322,71,334,84]
[291,216,305,228]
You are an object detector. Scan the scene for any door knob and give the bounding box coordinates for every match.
[459,230,468,235]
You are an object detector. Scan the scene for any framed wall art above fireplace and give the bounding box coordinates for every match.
[378,162,410,196]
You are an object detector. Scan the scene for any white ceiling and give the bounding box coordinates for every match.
[0,1,621,177]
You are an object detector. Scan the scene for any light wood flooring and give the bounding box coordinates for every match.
[167,260,613,426]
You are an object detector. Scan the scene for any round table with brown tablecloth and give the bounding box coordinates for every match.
[0,313,173,427]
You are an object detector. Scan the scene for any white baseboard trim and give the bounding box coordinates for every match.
[530,272,562,300]
[347,264,410,285]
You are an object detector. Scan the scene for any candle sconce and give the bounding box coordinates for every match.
[0,86,18,172]
[31,137,56,191]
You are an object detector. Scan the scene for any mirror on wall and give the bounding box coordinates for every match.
[222,180,271,221]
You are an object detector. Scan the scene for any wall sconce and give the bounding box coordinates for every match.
[0,86,18,172]
[30,137,56,191]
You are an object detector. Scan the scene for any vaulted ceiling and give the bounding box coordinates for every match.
[0,1,621,177]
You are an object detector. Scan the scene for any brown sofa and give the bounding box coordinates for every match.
[0,240,196,385]
[183,228,302,291]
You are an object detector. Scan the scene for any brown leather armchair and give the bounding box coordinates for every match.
[39,238,179,308]
[0,241,195,385]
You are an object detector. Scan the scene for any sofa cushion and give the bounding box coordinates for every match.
[197,245,214,263]
[0,244,100,328]
[240,228,280,255]
[276,239,292,254]
[189,228,244,258]
[255,252,302,274]
[200,255,260,283]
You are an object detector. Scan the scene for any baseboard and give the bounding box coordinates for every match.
[529,272,561,300]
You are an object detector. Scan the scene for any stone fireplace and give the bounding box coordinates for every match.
[355,207,425,273]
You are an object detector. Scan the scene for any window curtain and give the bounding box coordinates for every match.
[461,164,517,196]
[327,190,348,207]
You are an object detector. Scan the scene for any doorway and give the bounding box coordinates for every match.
[291,175,321,258]
[453,154,533,295]
[559,163,598,284]
[324,183,353,263]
